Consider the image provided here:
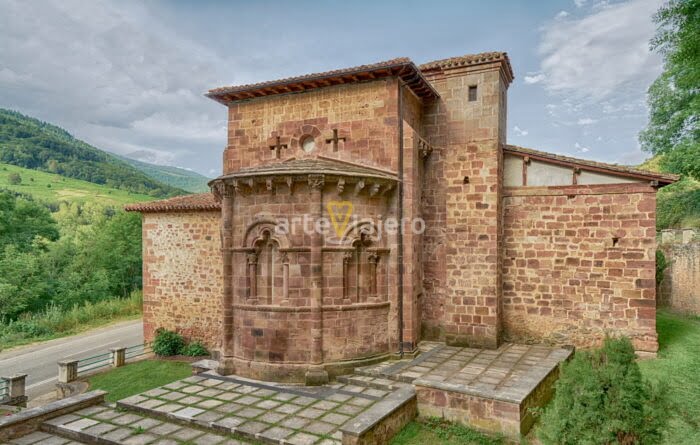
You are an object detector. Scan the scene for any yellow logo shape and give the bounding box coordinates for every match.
[327,200,353,238]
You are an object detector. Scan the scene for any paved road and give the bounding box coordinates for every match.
[0,319,143,399]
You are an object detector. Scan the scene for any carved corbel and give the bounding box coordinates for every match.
[308,174,325,190]
[266,178,274,192]
[354,179,365,196]
[369,183,381,197]
[380,183,395,196]
[337,178,346,195]
[286,176,294,194]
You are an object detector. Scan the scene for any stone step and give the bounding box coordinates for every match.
[334,375,401,391]
[41,404,243,445]
[4,430,88,445]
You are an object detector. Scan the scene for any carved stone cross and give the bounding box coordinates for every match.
[269,136,288,159]
[325,129,346,152]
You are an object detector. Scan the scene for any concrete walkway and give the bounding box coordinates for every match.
[0,319,143,399]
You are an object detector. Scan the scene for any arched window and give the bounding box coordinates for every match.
[343,233,379,303]
[253,231,284,304]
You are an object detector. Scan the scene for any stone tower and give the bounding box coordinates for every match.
[420,53,513,348]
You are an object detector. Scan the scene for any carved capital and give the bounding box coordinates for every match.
[307,174,325,190]
[246,253,258,265]
[418,137,433,159]
[368,252,380,265]
[343,251,354,264]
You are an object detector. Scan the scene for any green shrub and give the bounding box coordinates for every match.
[7,173,21,185]
[152,328,185,356]
[182,341,209,357]
[656,249,668,287]
[538,337,667,445]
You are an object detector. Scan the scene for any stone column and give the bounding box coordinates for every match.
[306,174,328,385]
[58,360,78,383]
[368,252,379,298]
[110,347,126,367]
[218,182,236,375]
[281,252,290,304]
[1,374,27,407]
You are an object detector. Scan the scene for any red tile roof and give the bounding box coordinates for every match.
[505,145,679,185]
[124,193,220,213]
[419,51,514,79]
[206,58,439,104]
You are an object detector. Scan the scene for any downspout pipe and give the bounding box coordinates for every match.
[397,80,405,358]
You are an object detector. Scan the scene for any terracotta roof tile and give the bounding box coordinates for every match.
[206,58,438,103]
[124,193,220,213]
[419,52,514,82]
[505,145,679,185]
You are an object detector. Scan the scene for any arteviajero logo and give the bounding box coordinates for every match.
[326,200,354,238]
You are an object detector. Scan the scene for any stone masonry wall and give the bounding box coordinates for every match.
[224,80,400,175]
[142,211,223,349]
[422,62,508,348]
[659,229,700,314]
[502,184,658,353]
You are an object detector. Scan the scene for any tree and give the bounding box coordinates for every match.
[0,191,59,252]
[640,0,700,179]
[7,172,21,185]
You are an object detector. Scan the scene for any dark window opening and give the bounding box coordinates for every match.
[468,85,478,101]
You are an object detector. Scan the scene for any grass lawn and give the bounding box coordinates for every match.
[0,162,154,206]
[87,360,192,403]
[391,418,504,445]
[639,310,700,444]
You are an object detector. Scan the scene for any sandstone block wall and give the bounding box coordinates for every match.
[421,62,508,348]
[142,211,223,349]
[224,80,400,174]
[659,229,700,314]
[502,184,658,353]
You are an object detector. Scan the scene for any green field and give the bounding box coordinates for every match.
[0,162,154,206]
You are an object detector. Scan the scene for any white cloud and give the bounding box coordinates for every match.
[574,0,588,7]
[523,73,546,84]
[575,142,590,153]
[0,0,227,175]
[537,0,663,100]
[555,11,570,19]
[577,117,597,125]
[513,125,529,136]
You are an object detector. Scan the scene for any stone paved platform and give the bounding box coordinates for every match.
[117,373,416,445]
[356,342,572,439]
[357,342,572,403]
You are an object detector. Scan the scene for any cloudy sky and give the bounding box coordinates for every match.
[0,0,664,177]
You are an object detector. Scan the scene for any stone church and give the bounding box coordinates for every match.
[127,52,676,385]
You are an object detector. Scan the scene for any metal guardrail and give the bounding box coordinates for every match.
[73,342,153,378]
[77,351,112,374]
[125,342,152,360]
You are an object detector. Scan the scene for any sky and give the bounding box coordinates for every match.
[0,0,665,177]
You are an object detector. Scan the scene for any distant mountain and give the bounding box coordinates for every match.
[0,109,186,198]
[115,154,210,193]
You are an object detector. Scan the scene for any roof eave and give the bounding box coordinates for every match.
[205,61,439,105]
[504,145,679,186]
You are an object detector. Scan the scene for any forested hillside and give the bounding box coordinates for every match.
[116,154,210,193]
[0,109,185,198]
